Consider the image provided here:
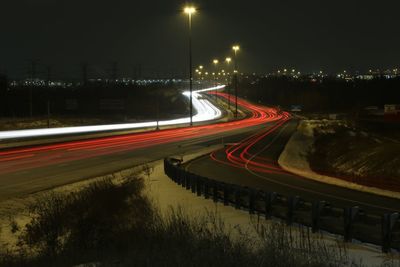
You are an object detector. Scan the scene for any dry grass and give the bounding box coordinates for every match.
[0,174,394,267]
[310,123,400,191]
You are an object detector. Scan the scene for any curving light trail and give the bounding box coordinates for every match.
[0,85,224,141]
[0,92,288,175]
[209,100,292,175]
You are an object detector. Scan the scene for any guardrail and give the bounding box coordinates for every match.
[164,158,400,253]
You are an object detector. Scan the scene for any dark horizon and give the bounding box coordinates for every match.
[1,0,399,79]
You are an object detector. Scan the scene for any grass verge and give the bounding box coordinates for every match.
[0,174,396,267]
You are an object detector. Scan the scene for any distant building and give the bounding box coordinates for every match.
[384,104,400,121]
[384,105,400,114]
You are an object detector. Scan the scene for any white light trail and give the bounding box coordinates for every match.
[0,85,226,141]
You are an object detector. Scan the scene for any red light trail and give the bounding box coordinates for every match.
[210,109,292,175]
[0,93,290,175]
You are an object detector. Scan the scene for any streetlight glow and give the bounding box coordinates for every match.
[232,45,240,52]
[226,57,232,63]
[184,6,196,15]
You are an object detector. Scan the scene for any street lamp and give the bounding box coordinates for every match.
[198,66,204,85]
[225,57,232,109]
[232,45,240,118]
[213,59,219,101]
[184,6,196,126]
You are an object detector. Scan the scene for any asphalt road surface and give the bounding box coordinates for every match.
[186,119,400,215]
[0,93,283,201]
[0,126,268,201]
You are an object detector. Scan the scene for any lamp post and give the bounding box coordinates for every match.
[198,65,203,87]
[213,59,219,101]
[184,6,196,126]
[225,57,232,110]
[232,45,240,118]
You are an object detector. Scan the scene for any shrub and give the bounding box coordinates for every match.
[1,174,395,267]
[11,176,155,266]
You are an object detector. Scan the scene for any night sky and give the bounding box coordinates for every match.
[1,0,399,79]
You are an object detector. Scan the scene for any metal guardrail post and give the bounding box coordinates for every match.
[223,183,230,206]
[204,178,210,199]
[185,174,190,190]
[213,182,219,203]
[191,174,196,193]
[196,177,202,196]
[162,158,396,250]
[176,168,181,185]
[249,189,255,214]
[344,206,359,242]
[169,164,174,182]
[312,201,326,233]
[287,196,300,225]
[181,169,186,188]
[382,212,399,253]
[173,166,178,183]
[234,187,241,209]
[265,192,277,219]
[163,158,167,174]
[175,168,179,183]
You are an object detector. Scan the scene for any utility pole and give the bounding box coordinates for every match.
[111,61,118,83]
[156,91,160,130]
[46,66,51,87]
[46,66,52,127]
[81,62,88,86]
[29,60,38,117]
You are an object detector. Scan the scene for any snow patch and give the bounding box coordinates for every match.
[278,120,400,200]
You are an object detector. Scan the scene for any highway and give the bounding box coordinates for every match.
[0,92,283,201]
[1,89,399,216]
[185,117,400,215]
